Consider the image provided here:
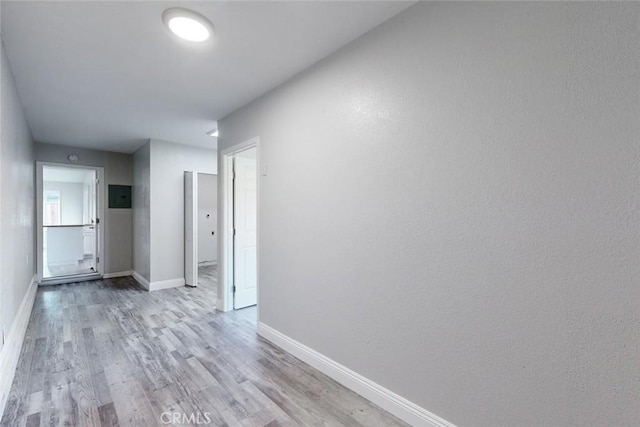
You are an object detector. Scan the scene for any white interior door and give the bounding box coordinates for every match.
[184,171,198,286]
[233,148,257,309]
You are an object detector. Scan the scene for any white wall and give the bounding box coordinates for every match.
[218,3,640,426]
[45,227,83,265]
[42,180,84,268]
[35,143,134,275]
[149,139,216,282]
[0,34,35,375]
[197,173,217,263]
[43,181,83,225]
[133,141,151,281]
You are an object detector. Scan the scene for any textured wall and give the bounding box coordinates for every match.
[34,142,134,274]
[104,152,133,273]
[218,2,640,426]
[133,141,151,281]
[149,140,217,282]
[0,37,35,349]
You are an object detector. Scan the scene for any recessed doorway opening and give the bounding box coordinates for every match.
[184,172,218,290]
[36,162,104,284]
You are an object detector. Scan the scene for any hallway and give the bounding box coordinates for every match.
[0,269,406,426]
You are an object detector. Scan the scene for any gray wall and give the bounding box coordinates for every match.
[105,151,133,273]
[35,142,133,274]
[218,3,640,426]
[149,139,217,282]
[133,141,151,281]
[0,37,35,353]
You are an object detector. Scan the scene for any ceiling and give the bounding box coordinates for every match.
[1,1,414,153]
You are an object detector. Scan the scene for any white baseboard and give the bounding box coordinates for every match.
[131,270,150,290]
[149,277,185,291]
[102,270,131,279]
[131,271,184,291]
[216,298,231,312]
[39,273,101,286]
[0,275,38,420]
[257,323,456,427]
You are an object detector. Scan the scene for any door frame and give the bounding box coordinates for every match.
[36,161,105,283]
[184,171,198,287]
[218,137,260,314]
[184,171,219,287]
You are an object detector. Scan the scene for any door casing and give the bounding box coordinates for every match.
[218,137,260,316]
[184,171,198,287]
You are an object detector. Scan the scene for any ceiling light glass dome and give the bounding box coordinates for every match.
[162,8,214,42]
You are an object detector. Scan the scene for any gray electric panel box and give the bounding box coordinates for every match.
[109,185,132,209]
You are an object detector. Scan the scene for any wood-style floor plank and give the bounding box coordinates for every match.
[1,266,408,427]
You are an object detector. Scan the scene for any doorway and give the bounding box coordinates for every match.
[184,172,218,289]
[36,163,104,284]
[219,138,259,312]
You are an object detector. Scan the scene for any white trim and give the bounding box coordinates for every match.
[39,273,101,286]
[36,164,43,281]
[218,137,260,315]
[131,271,184,291]
[148,277,185,291]
[184,171,198,287]
[0,275,38,420]
[102,271,131,279]
[257,323,457,427]
[217,151,234,312]
[36,162,105,282]
[131,270,150,290]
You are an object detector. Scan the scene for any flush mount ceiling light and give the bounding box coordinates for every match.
[162,8,214,42]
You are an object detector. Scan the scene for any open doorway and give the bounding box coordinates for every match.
[219,138,259,312]
[184,172,218,290]
[197,173,218,288]
[36,162,104,284]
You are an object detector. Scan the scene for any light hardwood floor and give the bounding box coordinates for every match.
[1,266,408,426]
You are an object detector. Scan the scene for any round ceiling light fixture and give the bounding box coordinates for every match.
[162,8,214,43]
